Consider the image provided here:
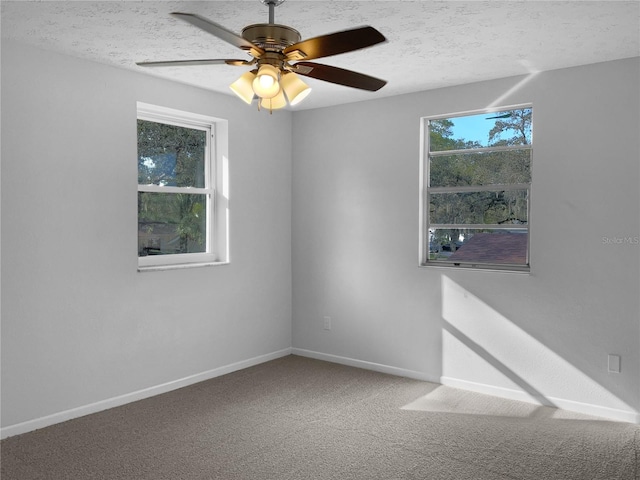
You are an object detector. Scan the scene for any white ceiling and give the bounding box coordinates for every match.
[2,1,639,110]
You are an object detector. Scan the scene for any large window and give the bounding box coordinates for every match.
[137,103,229,270]
[420,106,532,272]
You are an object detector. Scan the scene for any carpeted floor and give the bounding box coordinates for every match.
[2,355,638,479]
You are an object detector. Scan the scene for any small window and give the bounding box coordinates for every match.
[137,103,229,270]
[420,106,532,272]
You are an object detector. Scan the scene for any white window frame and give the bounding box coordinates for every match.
[419,104,532,273]
[137,102,229,271]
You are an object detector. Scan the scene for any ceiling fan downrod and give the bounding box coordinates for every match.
[261,0,285,24]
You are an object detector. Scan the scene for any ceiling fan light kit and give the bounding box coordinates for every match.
[260,88,288,111]
[280,72,312,106]
[252,63,281,98]
[229,70,258,104]
[137,0,387,113]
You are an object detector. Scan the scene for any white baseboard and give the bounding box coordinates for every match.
[4,347,636,439]
[1,348,292,439]
[291,348,440,383]
[292,348,639,424]
[440,376,640,424]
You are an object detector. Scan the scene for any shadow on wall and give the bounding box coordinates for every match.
[438,275,635,421]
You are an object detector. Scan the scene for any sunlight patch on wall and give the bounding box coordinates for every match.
[439,275,634,416]
[485,68,539,110]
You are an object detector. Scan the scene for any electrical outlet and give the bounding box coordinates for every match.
[323,316,331,331]
[608,354,621,373]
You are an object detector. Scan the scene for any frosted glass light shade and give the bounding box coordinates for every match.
[230,71,257,104]
[252,64,280,99]
[281,72,312,106]
[260,89,287,111]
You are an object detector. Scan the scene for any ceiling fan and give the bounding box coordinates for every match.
[137,0,387,112]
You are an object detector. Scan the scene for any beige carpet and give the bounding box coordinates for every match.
[2,355,638,479]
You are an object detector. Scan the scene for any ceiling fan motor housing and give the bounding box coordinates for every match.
[242,24,301,52]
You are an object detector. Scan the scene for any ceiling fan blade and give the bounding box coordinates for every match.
[294,62,387,91]
[137,59,251,67]
[284,26,386,61]
[171,12,265,57]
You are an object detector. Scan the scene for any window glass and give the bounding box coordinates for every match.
[136,103,228,270]
[429,228,528,266]
[429,150,531,187]
[429,190,529,225]
[138,192,207,256]
[429,109,532,151]
[422,106,532,271]
[137,120,206,188]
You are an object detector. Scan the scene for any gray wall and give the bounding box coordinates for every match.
[291,58,640,420]
[1,42,293,429]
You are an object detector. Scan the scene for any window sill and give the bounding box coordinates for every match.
[419,262,530,274]
[138,261,229,272]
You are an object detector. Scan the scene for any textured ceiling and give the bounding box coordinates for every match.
[2,1,639,110]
